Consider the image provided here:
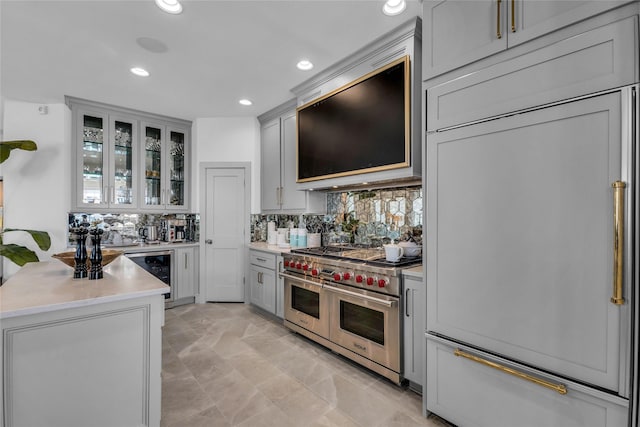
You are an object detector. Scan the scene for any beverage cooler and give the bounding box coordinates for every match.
[125,250,172,302]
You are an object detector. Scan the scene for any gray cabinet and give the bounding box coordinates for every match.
[72,107,139,210]
[426,336,629,427]
[140,121,190,212]
[258,102,325,214]
[422,0,632,79]
[249,250,277,314]
[174,246,199,301]
[260,118,282,211]
[402,272,424,389]
[67,97,191,213]
[425,90,633,424]
[426,16,637,131]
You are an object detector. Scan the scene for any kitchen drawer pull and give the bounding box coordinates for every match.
[279,271,324,289]
[405,288,410,317]
[256,257,267,262]
[496,0,502,39]
[453,348,567,395]
[324,285,395,308]
[611,181,626,305]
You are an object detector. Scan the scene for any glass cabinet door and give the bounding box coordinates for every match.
[112,119,135,207]
[168,130,185,207]
[144,125,163,207]
[81,113,106,205]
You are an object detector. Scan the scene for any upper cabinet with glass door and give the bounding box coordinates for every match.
[68,97,191,213]
[140,122,189,211]
[75,109,138,211]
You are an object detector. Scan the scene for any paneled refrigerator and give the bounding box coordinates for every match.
[425,85,638,426]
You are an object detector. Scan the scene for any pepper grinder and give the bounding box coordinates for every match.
[73,227,89,279]
[89,228,104,280]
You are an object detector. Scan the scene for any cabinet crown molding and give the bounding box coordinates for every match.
[290,16,421,97]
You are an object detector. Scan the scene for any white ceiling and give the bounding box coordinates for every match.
[1,0,422,121]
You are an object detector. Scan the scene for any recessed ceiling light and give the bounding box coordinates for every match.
[130,67,150,77]
[239,99,253,106]
[297,60,314,71]
[155,0,183,14]
[382,0,406,16]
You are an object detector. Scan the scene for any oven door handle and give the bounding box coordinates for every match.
[324,285,396,308]
[279,271,324,289]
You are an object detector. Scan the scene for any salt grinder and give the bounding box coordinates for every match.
[89,228,104,280]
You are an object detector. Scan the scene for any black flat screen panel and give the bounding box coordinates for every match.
[297,56,409,182]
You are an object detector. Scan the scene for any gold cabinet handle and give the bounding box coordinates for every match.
[454,349,567,395]
[611,181,626,305]
[511,0,515,32]
[496,0,502,39]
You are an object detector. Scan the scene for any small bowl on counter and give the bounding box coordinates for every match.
[52,249,123,269]
[398,241,422,257]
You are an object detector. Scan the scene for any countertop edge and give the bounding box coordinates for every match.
[0,287,168,319]
[248,242,290,254]
[0,257,170,319]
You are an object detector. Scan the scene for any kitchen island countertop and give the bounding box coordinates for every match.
[0,256,169,319]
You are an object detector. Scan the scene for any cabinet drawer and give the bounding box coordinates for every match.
[426,336,628,427]
[250,251,276,269]
[427,16,637,130]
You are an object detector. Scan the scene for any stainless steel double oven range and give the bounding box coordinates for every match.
[281,246,421,384]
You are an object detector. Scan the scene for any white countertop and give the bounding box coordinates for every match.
[402,264,423,278]
[0,256,170,319]
[249,241,291,254]
[65,241,199,253]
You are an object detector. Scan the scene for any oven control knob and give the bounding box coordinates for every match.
[311,268,319,276]
[296,262,302,270]
[378,278,387,288]
[303,264,309,271]
[333,273,342,281]
[366,276,376,286]
[356,274,366,283]
[343,272,352,280]
[284,260,290,267]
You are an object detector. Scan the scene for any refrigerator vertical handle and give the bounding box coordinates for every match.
[611,181,626,305]
[496,0,502,39]
[510,0,516,33]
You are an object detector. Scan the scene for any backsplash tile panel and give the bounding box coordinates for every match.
[252,186,422,246]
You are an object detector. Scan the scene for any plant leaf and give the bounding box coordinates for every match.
[3,228,51,251]
[0,243,39,266]
[0,140,38,164]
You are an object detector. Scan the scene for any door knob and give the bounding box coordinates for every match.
[205,239,213,244]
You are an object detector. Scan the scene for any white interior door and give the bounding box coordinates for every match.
[426,90,632,394]
[203,166,248,302]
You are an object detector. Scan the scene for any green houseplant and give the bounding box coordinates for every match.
[0,140,52,266]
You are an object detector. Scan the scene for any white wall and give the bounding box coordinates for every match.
[0,102,261,279]
[2,100,71,278]
[192,117,261,213]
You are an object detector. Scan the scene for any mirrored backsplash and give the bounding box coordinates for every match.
[67,212,199,247]
[251,186,423,246]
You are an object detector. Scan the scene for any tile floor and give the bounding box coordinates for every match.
[161,303,452,427]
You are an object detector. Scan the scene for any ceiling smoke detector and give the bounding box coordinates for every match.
[155,0,183,15]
